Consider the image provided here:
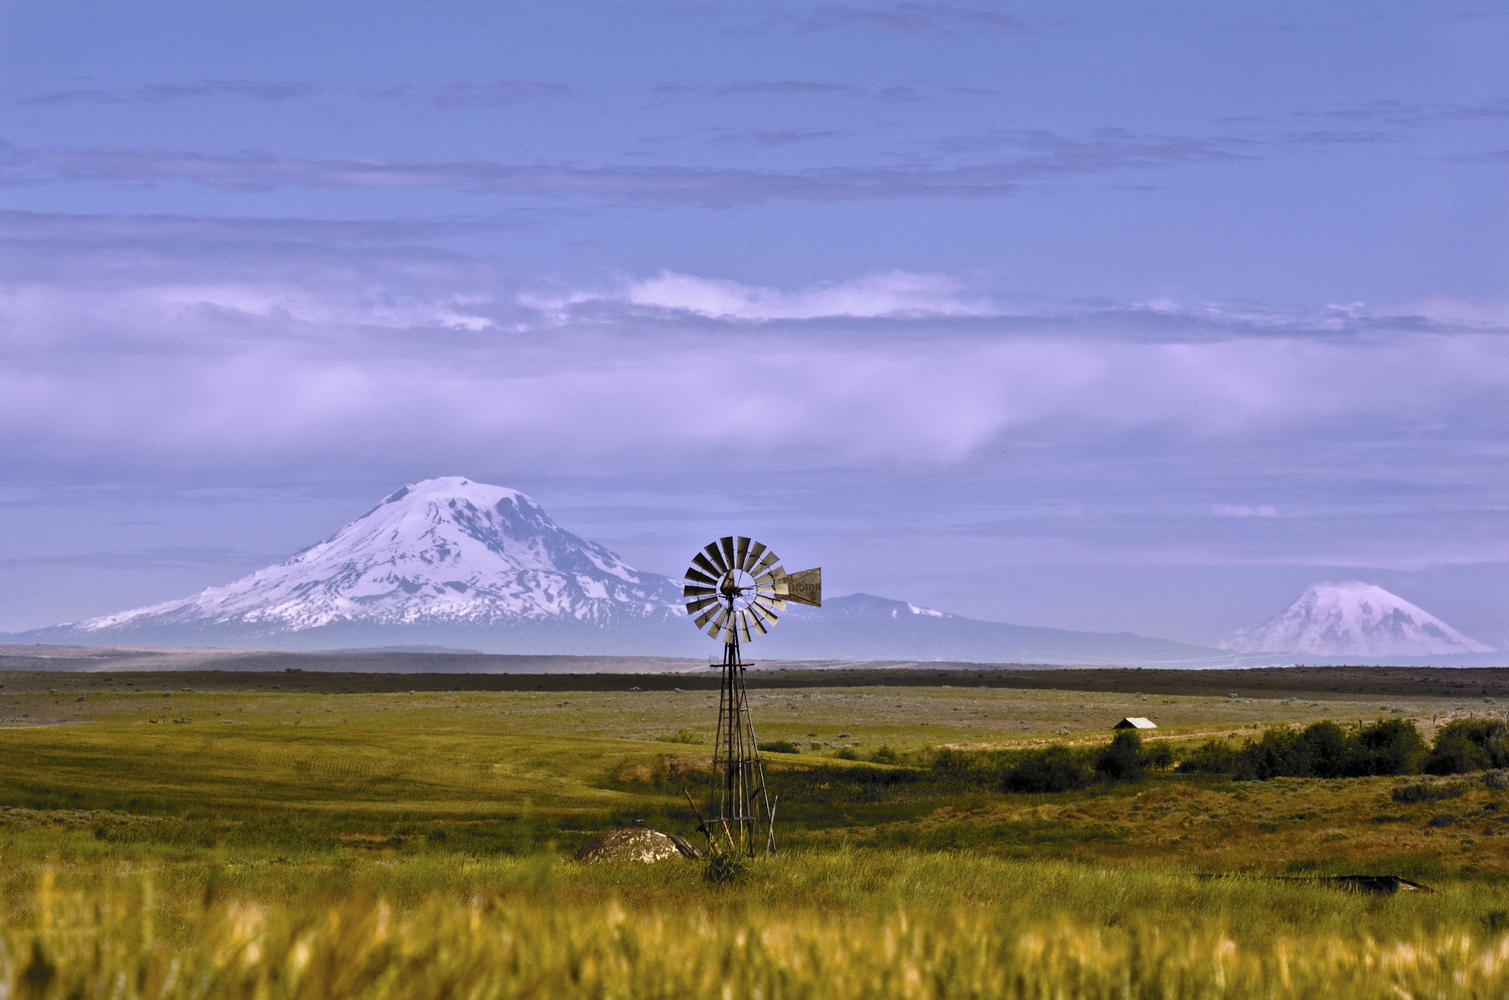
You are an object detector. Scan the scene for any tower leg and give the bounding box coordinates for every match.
[711,632,775,857]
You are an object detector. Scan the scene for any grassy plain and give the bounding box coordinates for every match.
[3,667,1509,997]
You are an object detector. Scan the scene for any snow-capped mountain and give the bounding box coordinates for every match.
[37,477,687,651]
[11,475,1386,666]
[1223,581,1492,657]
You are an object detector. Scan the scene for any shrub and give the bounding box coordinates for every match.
[1247,728,1312,780]
[759,740,799,754]
[1094,731,1146,782]
[702,851,751,885]
[1424,720,1509,776]
[1144,742,1174,771]
[1346,719,1426,777]
[1003,745,1091,793]
[1178,738,1243,775]
[1392,782,1466,804]
[870,746,899,765]
[1301,721,1350,778]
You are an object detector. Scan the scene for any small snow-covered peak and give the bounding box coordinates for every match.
[1223,581,1492,656]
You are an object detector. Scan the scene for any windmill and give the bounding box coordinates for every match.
[683,536,821,857]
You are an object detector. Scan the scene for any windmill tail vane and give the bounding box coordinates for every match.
[683,536,820,858]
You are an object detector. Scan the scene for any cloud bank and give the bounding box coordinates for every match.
[1,215,1504,498]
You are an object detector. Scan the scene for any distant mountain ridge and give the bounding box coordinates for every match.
[1222,581,1493,657]
[13,476,1489,666]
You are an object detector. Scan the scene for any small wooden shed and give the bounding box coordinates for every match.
[1114,717,1157,730]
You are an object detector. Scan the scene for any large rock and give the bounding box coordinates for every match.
[573,825,702,863]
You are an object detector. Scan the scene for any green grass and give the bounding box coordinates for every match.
[5,678,1509,996]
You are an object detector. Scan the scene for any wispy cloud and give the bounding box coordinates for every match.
[0,127,1260,202]
[374,80,573,109]
[787,3,1027,36]
[22,80,321,106]
[716,80,863,97]
[1212,504,1278,518]
[0,209,533,246]
[622,269,994,318]
[707,129,844,148]
[0,547,277,570]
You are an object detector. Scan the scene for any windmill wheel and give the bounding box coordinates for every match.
[682,536,821,643]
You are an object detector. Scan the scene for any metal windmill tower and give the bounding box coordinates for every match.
[683,536,821,857]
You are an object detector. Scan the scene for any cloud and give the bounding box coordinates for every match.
[0,208,532,247]
[0,547,275,570]
[1290,98,1509,129]
[1454,149,1509,164]
[621,269,994,318]
[716,81,862,97]
[23,80,321,106]
[707,129,844,148]
[1,217,1506,493]
[792,3,1027,35]
[376,80,573,109]
[0,127,1259,203]
[1213,504,1278,518]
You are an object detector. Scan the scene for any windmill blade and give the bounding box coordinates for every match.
[721,617,738,643]
[683,585,716,597]
[734,536,751,572]
[782,567,822,607]
[719,536,737,572]
[705,607,729,637]
[686,567,718,586]
[742,540,767,572]
[686,596,718,615]
[750,550,779,576]
[755,600,782,620]
[747,610,769,636]
[692,553,722,578]
[695,605,722,629]
[703,542,728,575]
[748,601,775,629]
[737,611,752,644]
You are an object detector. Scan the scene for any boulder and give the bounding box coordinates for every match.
[573,825,703,863]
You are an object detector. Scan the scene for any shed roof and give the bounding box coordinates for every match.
[1114,717,1157,729]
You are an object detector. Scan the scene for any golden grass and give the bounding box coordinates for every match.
[7,854,1509,998]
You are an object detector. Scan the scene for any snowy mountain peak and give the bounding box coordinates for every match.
[75,476,681,634]
[1222,581,1492,657]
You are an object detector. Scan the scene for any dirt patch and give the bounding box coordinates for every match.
[614,755,711,783]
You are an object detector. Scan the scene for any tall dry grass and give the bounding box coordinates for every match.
[7,853,1509,998]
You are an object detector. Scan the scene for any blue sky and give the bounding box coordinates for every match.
[0,1,1506,648]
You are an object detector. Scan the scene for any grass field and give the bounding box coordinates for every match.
[3,668,1509,997]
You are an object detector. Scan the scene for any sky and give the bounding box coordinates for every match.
[0,1,1506,648]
